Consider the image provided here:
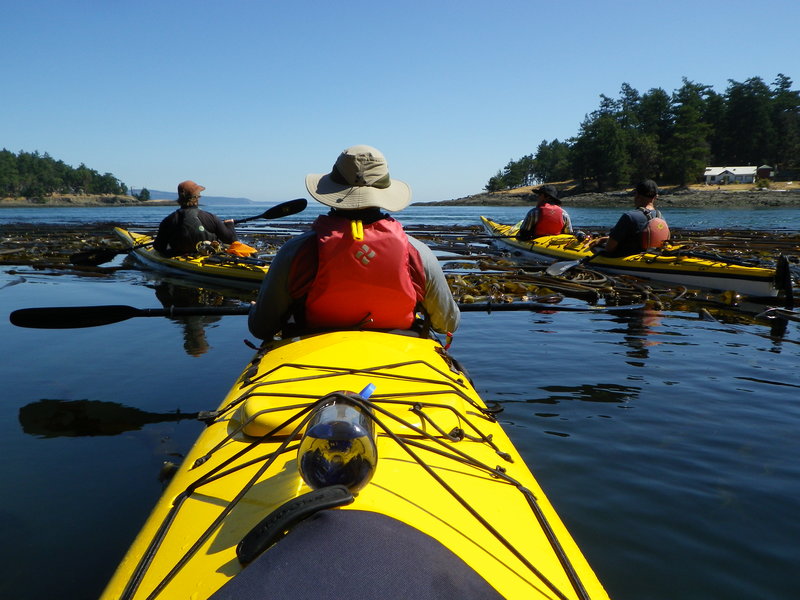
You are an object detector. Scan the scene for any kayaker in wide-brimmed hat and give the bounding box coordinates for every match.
[517,184,573,241]
[304,145,412,212]
[153,180,238,256]
[249,145,459,339]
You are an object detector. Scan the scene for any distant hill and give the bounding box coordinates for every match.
[132,189,255,205]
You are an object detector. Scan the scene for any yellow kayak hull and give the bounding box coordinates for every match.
[114,227,267,289]
[481,216,777,296]
[101,331,609,599]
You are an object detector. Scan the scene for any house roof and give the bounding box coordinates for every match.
[704,166,757,177]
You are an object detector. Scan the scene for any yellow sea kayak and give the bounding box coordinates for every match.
[481,216,778,296]
[114,227,268,289]
[101,330,610,599]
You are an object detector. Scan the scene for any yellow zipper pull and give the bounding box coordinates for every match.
[351,219,364,240]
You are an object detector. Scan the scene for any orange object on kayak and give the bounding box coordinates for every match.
[226,241,258,257]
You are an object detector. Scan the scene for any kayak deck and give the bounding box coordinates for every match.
[480,216,778,296]
[113,227,268,289]
[101,331,609,600]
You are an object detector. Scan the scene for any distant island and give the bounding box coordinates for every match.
[0,191,256,208]
[0,185,800,209]
[5,185,800,209]
[415,182,800,208]
[0,150,257,207]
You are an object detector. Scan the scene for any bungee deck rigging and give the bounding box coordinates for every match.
[102,330,609,599]
[124,374,587,600]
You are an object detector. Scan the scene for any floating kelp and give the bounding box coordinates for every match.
[2,224,797,318]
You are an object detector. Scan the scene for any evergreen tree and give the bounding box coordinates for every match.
[771,73,800,171]
[702,89,726,165]
[617,83,642,129]
[533,139,571,183]
[663,79,712,185]
[722,77,775,164]
[485,170,505,192]
[571,112,629,191]
[0,149,20,196]
[626,131,660,183]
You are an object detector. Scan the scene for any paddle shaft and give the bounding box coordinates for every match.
[10,301,644,329]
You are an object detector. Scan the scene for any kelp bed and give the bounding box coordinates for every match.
[2,222,799,326]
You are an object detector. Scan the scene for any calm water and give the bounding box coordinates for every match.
[3,200,800,231]
[2,204,799,599]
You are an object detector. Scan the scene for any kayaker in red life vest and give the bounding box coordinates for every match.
[517,185,573,240]
[153,180,238,256]
[590,180,670,257]
[248,145,460,339]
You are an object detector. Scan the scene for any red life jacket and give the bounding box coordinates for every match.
[640,209,670,249]
[534,203,565,236]
[299,215,425,330]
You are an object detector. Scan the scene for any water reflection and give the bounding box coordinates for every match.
[536,382,641,405]
[608,308,665,362]
[689,302,795,352]
[150,278,256,357]
[18,399,198,437]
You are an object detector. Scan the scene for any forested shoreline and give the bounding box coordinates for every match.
[0,149,133,198]
[487,74,800,193]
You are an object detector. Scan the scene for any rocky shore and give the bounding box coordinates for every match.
[5,188,800,209]
[419,188,800,208]
[0,194,174,207]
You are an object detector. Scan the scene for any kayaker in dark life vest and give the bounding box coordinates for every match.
[593,179,670,257]
[517,184,573,240]
[153,180,238,256]
[248,145,460,339]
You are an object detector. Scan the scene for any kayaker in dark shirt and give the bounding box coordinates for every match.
[248,145,460,339]
[592,180,670,257]
[153,180,237,256]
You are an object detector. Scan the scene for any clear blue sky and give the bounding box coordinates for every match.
[3,0,798,203]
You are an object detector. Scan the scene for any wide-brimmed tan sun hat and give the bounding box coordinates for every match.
[305,145,411,212]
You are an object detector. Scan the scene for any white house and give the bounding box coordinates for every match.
[703,166,757,184]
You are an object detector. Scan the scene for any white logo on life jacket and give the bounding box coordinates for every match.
[355,244,376,265]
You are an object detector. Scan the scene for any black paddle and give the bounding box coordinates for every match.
[10,300,644,329]
[68,198,308,266]
[9,304,251,329]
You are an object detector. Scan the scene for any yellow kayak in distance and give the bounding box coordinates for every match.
[114,227,268,289]
[101,330,610,599]
[480,216,779,297]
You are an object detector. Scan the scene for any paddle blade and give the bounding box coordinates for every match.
[10,305,143,329]
[235,198,308,224]
[545,260,581,276]
[265,198,307,218]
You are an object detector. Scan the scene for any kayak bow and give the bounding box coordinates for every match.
[101,330,609,600]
